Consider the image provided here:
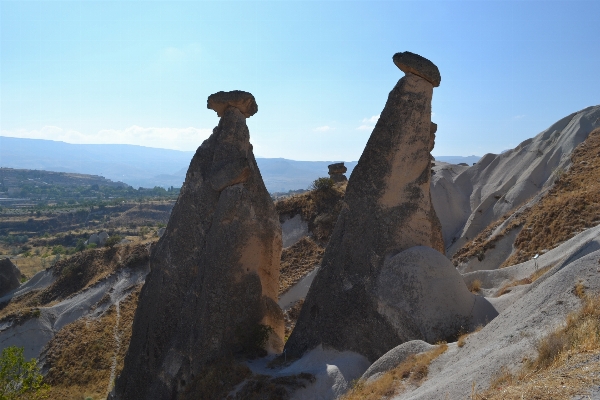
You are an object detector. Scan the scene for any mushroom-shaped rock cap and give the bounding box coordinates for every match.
[207,90,258,118]
[393,52,441,87]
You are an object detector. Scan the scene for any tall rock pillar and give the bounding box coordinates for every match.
[285,52,445,362]
[111,91,284,400]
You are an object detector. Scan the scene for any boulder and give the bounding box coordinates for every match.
[0,258,21,297]
[98,232,109,247]
[393,51,441,87]
[285,52,446,362]
[361,340,435,382]
[87,233,99,246]
[207,90,258,118]
[112,91,283,400]
[375,246,497,342]
[328,162,348,183]
[156,227,166,237]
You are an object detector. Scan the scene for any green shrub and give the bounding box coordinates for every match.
[309,177,335,192]
[51,245,65,255]
[75,239,86,252]
[86,243,97,250]
[105,235,122,248]
[0,346,49,399]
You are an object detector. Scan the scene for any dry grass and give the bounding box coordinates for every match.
[495,264,554,297]
[279,237,324,295]
[342,343,448,400]
[468,279,482,294]
[43,286,141,400]
[473,291,600,399]
[107,202,173,228]
[11,256,44,279]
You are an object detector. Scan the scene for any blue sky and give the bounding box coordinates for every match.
[1,1,599,161]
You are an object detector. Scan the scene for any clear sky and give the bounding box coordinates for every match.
[1,1,599,161]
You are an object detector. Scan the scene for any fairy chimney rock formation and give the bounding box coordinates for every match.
[112,91,283,400]
[285,52,445,362]
[328,162,348,183]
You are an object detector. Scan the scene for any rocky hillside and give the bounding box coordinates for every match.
[453,126,600,270]
[431,105,600,258]
[0,244,149,399]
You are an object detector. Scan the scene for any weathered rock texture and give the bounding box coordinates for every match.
[328,162,348,183]
[0,258,21,297]
[112,91,283,400]
[393,51,441,87]
[207,90,258,118]
[284,52,444,362]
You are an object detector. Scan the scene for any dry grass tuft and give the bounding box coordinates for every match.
[574,280,586,299]
[495,264,553,297]
[342,343,448,400]
[473,292,600,399]
[468,279,482,294]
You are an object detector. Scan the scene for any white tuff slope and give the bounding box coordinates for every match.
[432,105,600,256]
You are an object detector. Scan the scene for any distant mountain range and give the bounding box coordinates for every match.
[0,136,479,192]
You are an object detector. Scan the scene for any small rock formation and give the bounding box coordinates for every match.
[328,162,348,183]
[285,52,445,362]
[376,246,497,341]
[0,258,21,297]
[98,232,109,247]
[87,233,99,246]
[112,91,283,400]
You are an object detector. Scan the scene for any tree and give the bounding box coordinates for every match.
[0,346,49,399]
[309,177,335,192]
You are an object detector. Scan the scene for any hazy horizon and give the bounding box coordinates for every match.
[2,1,599,161]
